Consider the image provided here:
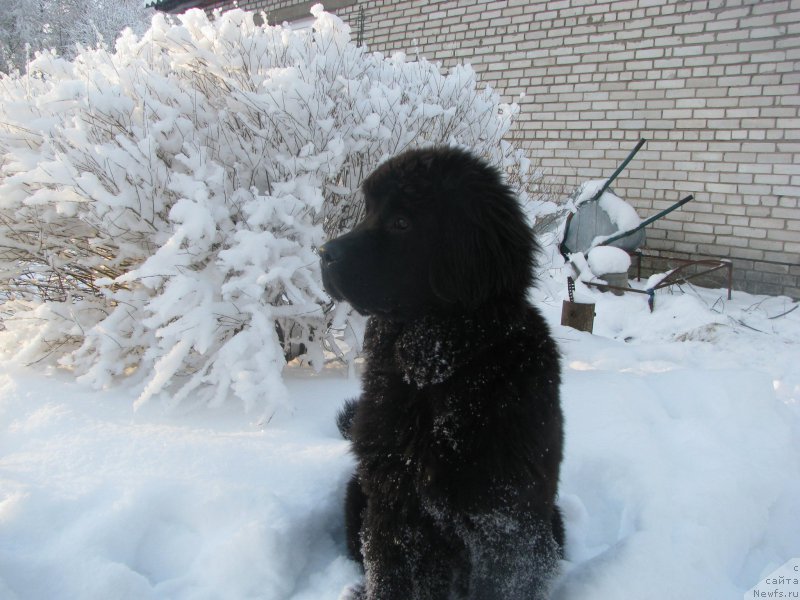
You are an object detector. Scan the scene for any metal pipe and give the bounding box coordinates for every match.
[599,194,694,247]
[588,137,647,203]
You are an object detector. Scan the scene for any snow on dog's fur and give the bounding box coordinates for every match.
[321,146,564,600]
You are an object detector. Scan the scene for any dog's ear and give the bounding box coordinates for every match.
[429,186,538,310]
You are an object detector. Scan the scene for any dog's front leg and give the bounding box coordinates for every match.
[461,509,560,600]
[360,512,456,600]
[358,514,416,600]
[361,550,414,599]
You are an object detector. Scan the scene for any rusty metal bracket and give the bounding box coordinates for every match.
[584,252,733,311]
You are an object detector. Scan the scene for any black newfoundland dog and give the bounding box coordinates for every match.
[320,146,564,600]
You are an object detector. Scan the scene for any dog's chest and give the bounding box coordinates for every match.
[356,375,472,503]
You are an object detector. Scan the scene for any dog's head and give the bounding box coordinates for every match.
[320,146,538,319]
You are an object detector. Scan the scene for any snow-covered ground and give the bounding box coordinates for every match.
[1,280,799,600]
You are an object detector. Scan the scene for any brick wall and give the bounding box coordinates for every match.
[179,0,800,298]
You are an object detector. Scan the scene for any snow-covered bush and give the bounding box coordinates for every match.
[0,5,548,413]
[0,0,154,74]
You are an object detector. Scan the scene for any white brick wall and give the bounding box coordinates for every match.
[183,0,800,297]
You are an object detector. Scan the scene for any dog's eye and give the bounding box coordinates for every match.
[392,217,410,231]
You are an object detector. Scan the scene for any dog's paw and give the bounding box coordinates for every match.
[337,582,365,600]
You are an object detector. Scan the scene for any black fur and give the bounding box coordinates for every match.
[337,397,360,441]
[321,147,564,600]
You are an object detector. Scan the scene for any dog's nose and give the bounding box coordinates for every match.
[318,242,340,266]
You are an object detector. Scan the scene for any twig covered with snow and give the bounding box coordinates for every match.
[0,6,549,413]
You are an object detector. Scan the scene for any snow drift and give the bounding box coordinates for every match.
[1,284,798,599]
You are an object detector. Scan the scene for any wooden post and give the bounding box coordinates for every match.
[561,300,595,333]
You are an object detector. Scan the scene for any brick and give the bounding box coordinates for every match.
[768,209,800,226]
[767,228,800,243]
[728,247,766,260]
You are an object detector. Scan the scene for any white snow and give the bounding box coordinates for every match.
[0,369,360,600]
[586,246,632,276]
[1,283,798,600]
[573,179,642,235]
